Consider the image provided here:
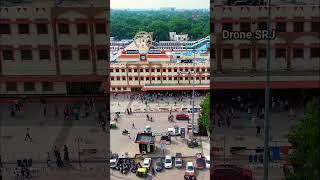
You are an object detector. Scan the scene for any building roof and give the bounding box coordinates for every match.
[135,133,155,144]
[0,0,106,7]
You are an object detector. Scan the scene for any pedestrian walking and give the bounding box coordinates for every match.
[46,152,51,167]
[54,104,59,118]
[256,125,261,137]
[24,128,32,141]
[63,145,69,164]
[132,123,135,129]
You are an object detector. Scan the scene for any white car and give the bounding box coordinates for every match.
[205,155,210,169]
[164,155,173,169]
[185,162,195,175]
[142,158,152,169]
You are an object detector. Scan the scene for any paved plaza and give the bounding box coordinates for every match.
[0,100,108,179]
[110,92,210,179]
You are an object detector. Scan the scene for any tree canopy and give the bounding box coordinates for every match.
[111,10,210,41]
[287,98,320,179]
[198,93,210,134]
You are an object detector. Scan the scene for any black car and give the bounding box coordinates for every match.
[155,158,163,172]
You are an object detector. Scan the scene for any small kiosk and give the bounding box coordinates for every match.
[135,132,156,154]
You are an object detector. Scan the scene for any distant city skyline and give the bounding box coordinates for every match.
[111,0,209,9]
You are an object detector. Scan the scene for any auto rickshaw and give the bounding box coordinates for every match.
[110,122,117,129]
[136,167,148,178]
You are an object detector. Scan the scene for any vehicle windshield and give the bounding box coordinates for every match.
[143,163,149,166]
[165,159,171,163]
[176,160,182,164]
[111,162,116,166]
[187,166,194,171]
[196,158,205,163]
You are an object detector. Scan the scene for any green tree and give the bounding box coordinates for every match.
[198,93,210,134]
[287,98,320,179]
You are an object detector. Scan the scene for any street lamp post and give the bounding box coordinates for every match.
[264,0,272,179]
[191,49,196,141]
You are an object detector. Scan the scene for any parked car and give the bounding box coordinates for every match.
[160,134,171,145]
[155,158,163,172]
[168,126,180,136]
[176,113,190,120]
[184,162,196,180]
[211,164,253,180]
[164,155,173,169]
[195,153,206,169]
[175,153,183,168]
[110,153,119,168]
[205,155,210,169]
[142,158,152,169]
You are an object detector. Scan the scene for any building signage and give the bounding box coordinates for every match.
[134,31,153,53]
[222,30,276,40]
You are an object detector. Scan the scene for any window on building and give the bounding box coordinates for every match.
[146,69,149,72]
[223,49,233,59]
[151,69,155,72]
[139,69,143,72]
[77,23,88,34]
[0,24,11,34]
[37,24,48,34]
[128,69,132,72]
[121,69,125,72]
[60,49,72,60]
[97,49,107,60]
[174,77,177,80]
[168,69,172,72]
[169,77,172,80]
[163,69,166,72]
[79,49,90,60]
[157,69,160,72]
[179,77,183,80]
[163,77,166,80]
[134,69,137,72]
[6,82,17,92]
[202,68,205,72]
[115,69,118,72]
[146,77,150,81]
[196,77,200,80]
[135,77,138,80]
[21,49,32,60]
[151,77,155,81]
[42,82,53,91]
[257,22,267,30]
[39,49,50,60]
[58,24,69,34]
[174,69,177,72]
[123,87,127,90]
[310,48,320,58]
[222,23,233,31]
[202,77,205,80]
[258,48,266,58]
[2,50,14,60]
[293,22,304,32]
[240,22,251,32]
[111,77,114,80]
[240,49,251,59]
[275,48,286,58]
[311,22,320,32]
[157,77,160,80]
[95,23,106,34]
[116,77,120,80]
[276,22,286,32]
[24,82,35,91]
[293,48,303,58]
[122,77,126,80]
[140,77,143,80]
[129,77,132,80]
[18,24,29,34]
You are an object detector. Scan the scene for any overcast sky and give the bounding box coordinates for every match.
[111,0,209,9]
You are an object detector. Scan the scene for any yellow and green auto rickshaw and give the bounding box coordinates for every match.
[110,122,117,129]
[136,167,148,178]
